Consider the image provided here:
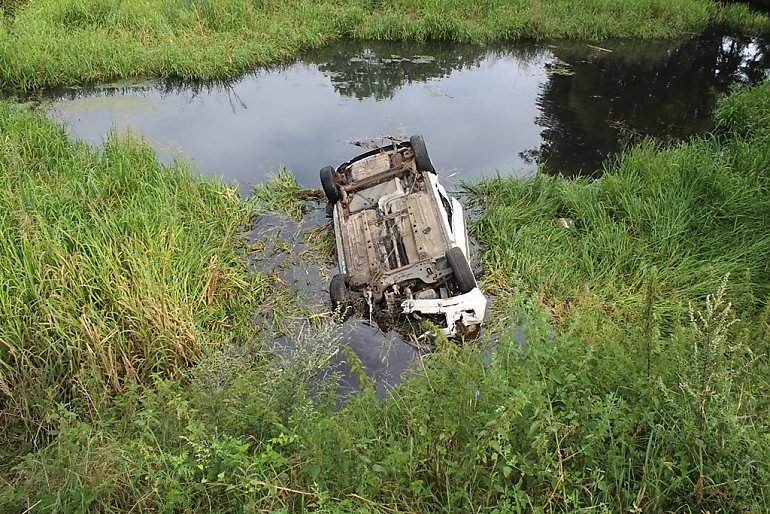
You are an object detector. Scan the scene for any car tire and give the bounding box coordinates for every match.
[446,247,476,294]
[330,274,350,311]
[320,166,341,204]
[410,134,435,173]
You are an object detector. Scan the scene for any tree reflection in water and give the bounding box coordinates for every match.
[303,33,770,177]
[301,39,543,101]
[530,33,770,176]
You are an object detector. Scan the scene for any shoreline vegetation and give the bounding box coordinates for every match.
[0,0,769,92]
[1,0,770,512]
[1,82,768,512]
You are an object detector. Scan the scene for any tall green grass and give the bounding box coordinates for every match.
[716,79,770,140]
[0,101,265,432]
[3,287,767,512]
[1,0,768,91]
[1,68,770,514]
[468,124,770,330]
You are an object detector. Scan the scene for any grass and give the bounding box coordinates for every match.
[1,79,769,511]
[467,135,770,330]
[1,3,770,504]
[3,288,768,511]
[0,102,266,435]
[251,167,319,221]
[1,0,769,92]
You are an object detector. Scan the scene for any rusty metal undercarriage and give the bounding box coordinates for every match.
[324,136,486,336]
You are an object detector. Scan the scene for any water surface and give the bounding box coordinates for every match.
[42,33,770,188]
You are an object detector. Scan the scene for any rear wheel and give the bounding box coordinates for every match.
[410,134,435,173]
[320,166,341,204]
[330,274,350,311]
[446,247,476,294]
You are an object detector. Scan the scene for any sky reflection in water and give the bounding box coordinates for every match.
[45,33,770,189]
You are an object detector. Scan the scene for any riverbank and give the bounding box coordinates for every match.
[1,0,769,92]
[2,74,769,511]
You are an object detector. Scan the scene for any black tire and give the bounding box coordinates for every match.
[446,247,476,294]
[330,274,349,311]
[320,166,341,204]
[409,134,435,173]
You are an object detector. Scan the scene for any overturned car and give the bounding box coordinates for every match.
[320,135,486,336]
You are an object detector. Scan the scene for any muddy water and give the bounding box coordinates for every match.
[41,32,770,189]
[243,208,428,398]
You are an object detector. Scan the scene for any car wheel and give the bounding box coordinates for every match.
[320,166,341,204]
[446,247,476,294]
[410,134,435,173]
[330,274,350,311]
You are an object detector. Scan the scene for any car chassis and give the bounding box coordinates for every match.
[321,135,486,336]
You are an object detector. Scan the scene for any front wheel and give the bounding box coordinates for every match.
[410,134,435,173]
[446,247,476,294]
[320,166,341,204]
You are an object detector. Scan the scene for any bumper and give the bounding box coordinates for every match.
[401,287,487,337]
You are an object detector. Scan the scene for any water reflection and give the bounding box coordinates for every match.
[38,32,770,187]
[531,34,770,176]
[303,39,545,101]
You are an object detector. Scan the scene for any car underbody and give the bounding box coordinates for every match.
[322,136,486,336]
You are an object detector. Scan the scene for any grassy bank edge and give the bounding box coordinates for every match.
[1,0,769,92]
[0,101,268,437]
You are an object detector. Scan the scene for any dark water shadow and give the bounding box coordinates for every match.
[242,205,428,396]
[529,31,770,177]
[268,318,426,401]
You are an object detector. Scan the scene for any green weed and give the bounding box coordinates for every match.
[251,167,318,221]
[2,56,770,514]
